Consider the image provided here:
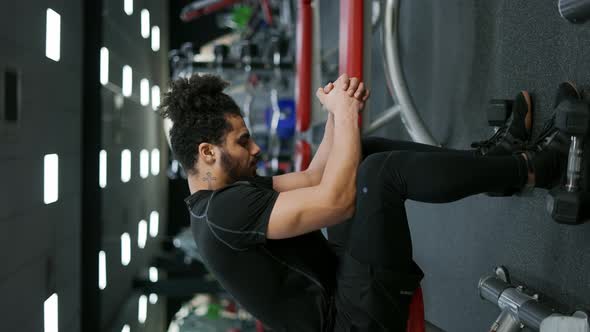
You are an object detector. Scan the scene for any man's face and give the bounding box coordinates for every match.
[218,115,261,182]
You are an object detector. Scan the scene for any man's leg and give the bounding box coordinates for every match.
[361,136,461,157]
[331,86,569,330]
[328,137,469,251]
[333,150,529,331]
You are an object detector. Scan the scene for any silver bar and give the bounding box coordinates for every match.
[566,136,583,192]
[382,0,438,145]
[490,309,522,332]
[365,105,401,135]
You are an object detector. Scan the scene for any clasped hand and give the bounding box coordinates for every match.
[315,73,370,114]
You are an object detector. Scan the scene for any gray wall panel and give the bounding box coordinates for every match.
[0,1,83,331]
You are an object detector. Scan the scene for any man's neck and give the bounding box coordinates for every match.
[188,170,229,194]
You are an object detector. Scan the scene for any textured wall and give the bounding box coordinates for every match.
[0,1,83,331]
[395,1,590,331]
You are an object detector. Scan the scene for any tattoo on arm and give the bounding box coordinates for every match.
[202,172,217,190]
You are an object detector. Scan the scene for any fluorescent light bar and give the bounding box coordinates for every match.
[141,10,150,38]
[122,65,132,97]
[45,9,61,62]
[99,150,107,188]
[124,0,133,15]
[140,149,149,178]
[100,47,109,85]
[138,219,147,249]
[140,79,149,106]
[121,232,131,266]
[151,85,160,110]
[121,325,130,332]
[149,211,159,237]
[150,149,160,176]
[138,295,147,323]
[44,293,58,332]
[44,154,59,204]
[149,267,158,282]
[149,293,158,304]
[99,251,107,290]
[121,149,131,183]
[151,26,160,51]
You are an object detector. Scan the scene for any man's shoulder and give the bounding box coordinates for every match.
[213,176,275,200]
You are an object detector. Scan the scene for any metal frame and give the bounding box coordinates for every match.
[479,267,590,331]
[376,0,439,145]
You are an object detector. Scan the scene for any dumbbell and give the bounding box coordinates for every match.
[270,37,289,66]
[214,44,229,63]
[546,98,590,225]
[180,42,195,60]
[487,99,513,127]
[240,43,259,61]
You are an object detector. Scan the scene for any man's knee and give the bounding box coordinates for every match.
[357,151,409,196]
[361,136,388,160]
[358,153,389,181]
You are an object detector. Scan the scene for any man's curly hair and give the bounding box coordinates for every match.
[159,74,242,174]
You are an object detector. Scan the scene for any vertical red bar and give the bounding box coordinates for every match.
[296,0,312,133]
[339,0,364,78]
[339,0,364,127]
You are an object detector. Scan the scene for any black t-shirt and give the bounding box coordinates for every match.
[185,176,338,331]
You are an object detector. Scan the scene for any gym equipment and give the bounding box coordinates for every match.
[487,99,513,127]
[381,0,438,145]
[479,266,590,331]
[240,42,259,131]
[295,139,311,172]
[265,99,295,140]
[214,44,230,68]
[180,0,242,22]
[559,0,590,23]
[546,98,590,225]
[296,0,312,133]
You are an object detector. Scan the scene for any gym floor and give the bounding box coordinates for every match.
[323,1,590,331]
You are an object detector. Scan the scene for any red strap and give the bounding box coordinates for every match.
[406,287,425,332]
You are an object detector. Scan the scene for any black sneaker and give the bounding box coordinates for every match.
[472,91,533,156]
[523,82,581,189]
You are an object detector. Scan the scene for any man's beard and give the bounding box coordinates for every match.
[220,149,257,182]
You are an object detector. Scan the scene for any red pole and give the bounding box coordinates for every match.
[296,0,312,133]
[339,0,364,127]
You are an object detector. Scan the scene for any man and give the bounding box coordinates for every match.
[159,73,575,331]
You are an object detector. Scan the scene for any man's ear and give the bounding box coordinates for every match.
[198,143,216,164]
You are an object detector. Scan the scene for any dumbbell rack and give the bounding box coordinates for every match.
[479,267,590,332]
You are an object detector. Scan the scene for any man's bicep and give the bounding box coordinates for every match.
[267,186,348,239]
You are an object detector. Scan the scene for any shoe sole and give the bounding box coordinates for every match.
[521,90,533,136]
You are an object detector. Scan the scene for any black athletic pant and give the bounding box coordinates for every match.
[329,137,528,331]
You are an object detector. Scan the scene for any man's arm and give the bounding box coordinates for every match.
[271,113,334,192]
[272,79,368,192]
[266,74,363,239]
